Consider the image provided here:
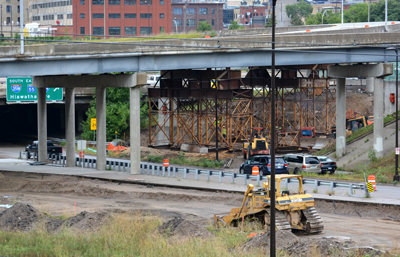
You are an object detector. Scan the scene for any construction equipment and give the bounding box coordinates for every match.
[347,116,370,132]
[214,174,324,234]
[242,127,270,159]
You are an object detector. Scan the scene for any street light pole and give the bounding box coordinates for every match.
[270,0,277,256]
[341,0,343,24]
[387,47,399,182]
[1,5,3,37]
[321,9,327,24]
[10,6,12,38]
[385,0,388,31]
[173,19,177,33]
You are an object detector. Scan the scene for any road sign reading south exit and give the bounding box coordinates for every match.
[6,77,63,102]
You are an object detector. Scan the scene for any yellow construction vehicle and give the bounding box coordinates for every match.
[242,127,270,159]
[214,174,324,234]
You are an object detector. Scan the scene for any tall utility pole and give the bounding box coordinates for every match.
[89,0,91,40]
[20,0,24,54]
[270,0,277,256]
[10,6,12,38]
[1,5,3,37]
[385,0,388,31]
[75,5,77,39]
[183,3,187,33]
[103,0,106,41]
[341,0,343,24]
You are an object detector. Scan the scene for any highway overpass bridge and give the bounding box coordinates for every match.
[0,22,398,173]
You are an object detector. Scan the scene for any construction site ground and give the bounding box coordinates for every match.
[1,159,400,253]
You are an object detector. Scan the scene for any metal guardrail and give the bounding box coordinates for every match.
[38,154,368,198]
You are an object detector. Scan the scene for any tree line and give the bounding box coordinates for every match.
[285,0,400,26]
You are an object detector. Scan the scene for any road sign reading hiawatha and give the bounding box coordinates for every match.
[7,77,63,102]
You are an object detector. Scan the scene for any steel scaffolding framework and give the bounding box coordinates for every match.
[148,67,336,150]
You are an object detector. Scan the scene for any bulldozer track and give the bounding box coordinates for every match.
[266,210,291,231]
[302,207,324,234]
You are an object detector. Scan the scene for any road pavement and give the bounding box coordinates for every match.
[0,158,399,206]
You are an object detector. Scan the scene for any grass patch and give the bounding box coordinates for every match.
[3,33,206,46]
[315,111,399,156]
[0,213,267,257]
[146,152,224,168]
[302,152,397,183]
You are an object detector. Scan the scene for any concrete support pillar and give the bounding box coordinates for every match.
[37,87,47,162]
[130,86,141,174]
[373,78,384,158]
[96,87,107,170]
[65,87,75,167]
[336,78,346,158]
[366,77,375,93]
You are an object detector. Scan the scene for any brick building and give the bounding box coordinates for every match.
[171,2,223,33]
[73,0,172,37]
[237,4,268,27]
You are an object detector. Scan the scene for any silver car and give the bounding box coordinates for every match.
[283,154,321,174]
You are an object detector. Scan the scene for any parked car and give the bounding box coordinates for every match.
[239,155,289,176]
[316,156,337,174]
[283,154,321,174]
[25,140,62,159]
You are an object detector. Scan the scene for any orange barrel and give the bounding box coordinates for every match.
[163,159,169,168]
[368,175,377,191]
[252,166,259,176]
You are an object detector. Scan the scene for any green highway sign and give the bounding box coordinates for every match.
[6,77,63,102]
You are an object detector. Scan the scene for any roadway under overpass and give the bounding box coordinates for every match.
[0,79,93,143]
[0,24,399,172]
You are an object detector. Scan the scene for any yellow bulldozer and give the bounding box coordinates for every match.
[242,127,270,159]
[214,174,324,234]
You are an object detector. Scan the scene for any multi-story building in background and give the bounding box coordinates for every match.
[171,2,223,33]
[0,0,29,26]
[73,0,171,36]
[28,0,73,26]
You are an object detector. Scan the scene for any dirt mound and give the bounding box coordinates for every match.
[241,230,298,251]
[0,202,45,231]
[284,237,386,257]
[158,217,213,240]
[62,211,108,231]
[19,180,127,198]
[0,203,108,233]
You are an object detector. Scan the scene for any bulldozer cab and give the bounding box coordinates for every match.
[347,116,368,131]
[264,174,305,198]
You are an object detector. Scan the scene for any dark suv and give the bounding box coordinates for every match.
[239,155,289,176]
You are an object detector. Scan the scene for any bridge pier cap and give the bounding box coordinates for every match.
[33,73,147,88]
[328,63,393,79]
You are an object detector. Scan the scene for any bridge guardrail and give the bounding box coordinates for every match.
[45,154,368,198]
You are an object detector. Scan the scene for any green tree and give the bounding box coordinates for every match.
[306,10,340,25]
[197,21,213,32]
[370,0,400,22]
[344,3,368,22]
[228,21,244,30]
[265,14,277,27]
[81,87,149,141]
[286,0,313,24]
[291,13,304,26]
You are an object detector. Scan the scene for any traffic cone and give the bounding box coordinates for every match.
[252,166,259,176]
[368,175,377,191]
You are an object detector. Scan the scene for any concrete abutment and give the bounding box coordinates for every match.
[34,73,147,171]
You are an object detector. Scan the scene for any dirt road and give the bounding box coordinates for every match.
[0,171,399,250]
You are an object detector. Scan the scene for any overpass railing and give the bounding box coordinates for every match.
[40,154,368,198]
